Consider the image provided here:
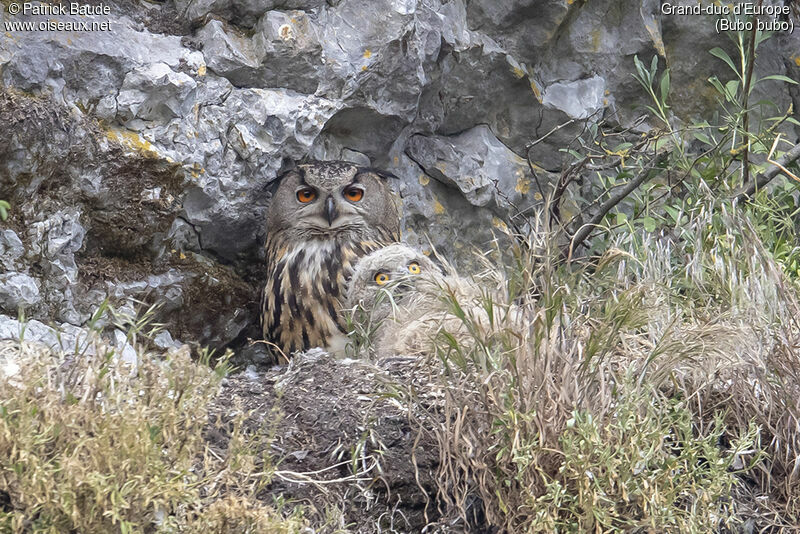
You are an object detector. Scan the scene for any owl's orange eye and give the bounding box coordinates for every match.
[297,188,317,203]
[344,187,364,202]
[374,272,390,285]
[408,262,421,274]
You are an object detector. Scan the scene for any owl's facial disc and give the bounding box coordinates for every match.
[292,180,369,231]
[293,186,338,228]
[320,183,366,228]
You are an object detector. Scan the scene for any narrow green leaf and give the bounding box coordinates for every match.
[659,69,670,102]
[725,79,740,101]
[707,76,725,96]
[633,54,646,80]
[755,29,771,48]
[756,74,798,85]
[709,47,739,78]
[751,140,769,154]
[664,205,680,223]
[654,136,673,151]
[753,98,780,111]
[614,142,633,153]
[692,131,713,145]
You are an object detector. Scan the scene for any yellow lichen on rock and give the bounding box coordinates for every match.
[279,24,294,40]
[530,80,542,103]
[644,20,666,58]
[105,127,159,158]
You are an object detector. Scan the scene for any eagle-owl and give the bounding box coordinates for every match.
[261,161,401,357]
[344,244,519,357]
[344,244,445,318]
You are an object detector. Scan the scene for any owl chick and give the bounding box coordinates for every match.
[345,243,442,319]
[261,162,401,358]
[344,244,520,358]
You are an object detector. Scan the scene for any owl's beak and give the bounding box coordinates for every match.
[395,279,413,294]
[325,195,338,225]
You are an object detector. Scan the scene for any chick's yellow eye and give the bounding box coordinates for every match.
[408,262,421,274]
[374,272,390,285]
[344,187,364,202]
[297,188,316,203]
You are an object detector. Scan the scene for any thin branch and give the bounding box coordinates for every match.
[525,147,547,206]
[631,134,729,220]
[525,117,585,201]
[565,151,670,260]
[740,3,761,187]
[525,118,580,150]
[562,135,653,231]
[766,135,800,183]
[551,157,588,230]
[734,141,800,203]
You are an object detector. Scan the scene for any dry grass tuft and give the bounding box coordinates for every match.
[401,203,800,531]
[0,316,306,533]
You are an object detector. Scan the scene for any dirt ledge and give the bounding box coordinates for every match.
[205,350,479,533]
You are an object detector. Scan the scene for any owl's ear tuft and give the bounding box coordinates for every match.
[357,167,398,181]
[274,160,299,182]
[278,157,297,173]
[262,166,298,206]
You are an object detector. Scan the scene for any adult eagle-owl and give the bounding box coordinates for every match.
[261,161,401,357]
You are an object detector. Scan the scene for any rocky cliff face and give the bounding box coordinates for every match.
[1,0,798,355]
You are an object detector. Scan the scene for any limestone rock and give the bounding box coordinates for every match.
[1,0,798,358]
[117,63,198,123]
[0,273,41,311]
[405,125,542,210]
[175,0,326,27]
[0,231,25,271]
